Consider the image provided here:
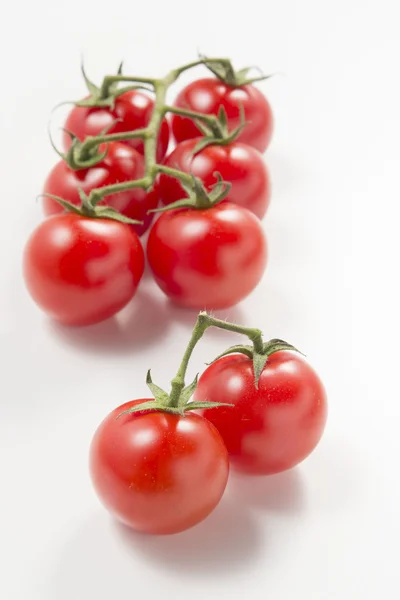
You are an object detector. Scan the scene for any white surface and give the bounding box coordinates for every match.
[0,1,399,598]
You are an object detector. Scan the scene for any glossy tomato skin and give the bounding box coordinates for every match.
[158,139,271,219]
[146,202,267,310]
[90,399,229,535]
[171,78,273,152]
[195,352,327,475]
[23,214,144,326]
[43,143,157,237]
[64,90,170,162]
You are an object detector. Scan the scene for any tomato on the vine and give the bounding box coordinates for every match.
[171,78,273,152]
[23,214,144,326]
[158,138,271,219]
[43,142,157,237]
[90,399,229,535]
[195,351,327,475]
[147,202,267,309]
[64,89,170,162]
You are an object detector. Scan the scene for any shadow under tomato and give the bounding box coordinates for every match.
[47,288,170,356]
[229,468,306,514]
[115,493,262,577]
[141,258,154,280]
[47,499,263,600]
[46,512,139,600]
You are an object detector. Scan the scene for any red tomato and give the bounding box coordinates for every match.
[147,202,267,309]
[158,139,271,219]
[195,352,327,475]
[64,90,170,162]
[90,399,229,534]
[23,214,144,326]
[43,142,157,237]
[171,78,273,152]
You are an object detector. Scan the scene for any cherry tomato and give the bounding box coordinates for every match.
[171,78,273,152]
[23,214,144,326]
[64,90,170,162]
[43,142,157,237]
[195,351,327,475]
[147,202,267,310]
[158,139,271,219]
[90,399,229,534]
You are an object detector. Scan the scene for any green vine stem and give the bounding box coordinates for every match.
[163,105,224,137]
[69,57,254,207]
[99,75,157,99]
[119,311,299,418]
[77,128,147,162]
[168,312,265,406]
[98,57,231,99]
[155,164,194,188]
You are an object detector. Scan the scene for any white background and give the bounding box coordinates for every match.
[0,1,399,598]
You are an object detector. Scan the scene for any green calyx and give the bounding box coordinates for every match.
[200,54,272,87]
[192,105,249,154]
[49,115,125,170]
[75,62,153,109]
[210,339,303,388]
[114,311,301,420]
[42,189,142,225]
[76,62,123,108]
[150,172,232,213]
[51,55,265,214]
[53,130,108,170]
[118,371,230,418]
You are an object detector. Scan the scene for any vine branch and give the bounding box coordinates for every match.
[71,58,238,206]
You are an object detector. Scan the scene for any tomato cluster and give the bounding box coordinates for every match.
[90,328,327,535]
[22,58,327,536]
[24,63,272,324]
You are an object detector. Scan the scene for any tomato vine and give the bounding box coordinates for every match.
[55,57,270,214]
[120,310,301,419]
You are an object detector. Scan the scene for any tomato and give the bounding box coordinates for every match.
[23,214,144,326]
[171,78,273,152]
[158,139,271,219]
[147,202,267,309]
[90,399,229,534]
[43,142,157,237]
[64,90,170,162]
[194,351,327,475]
